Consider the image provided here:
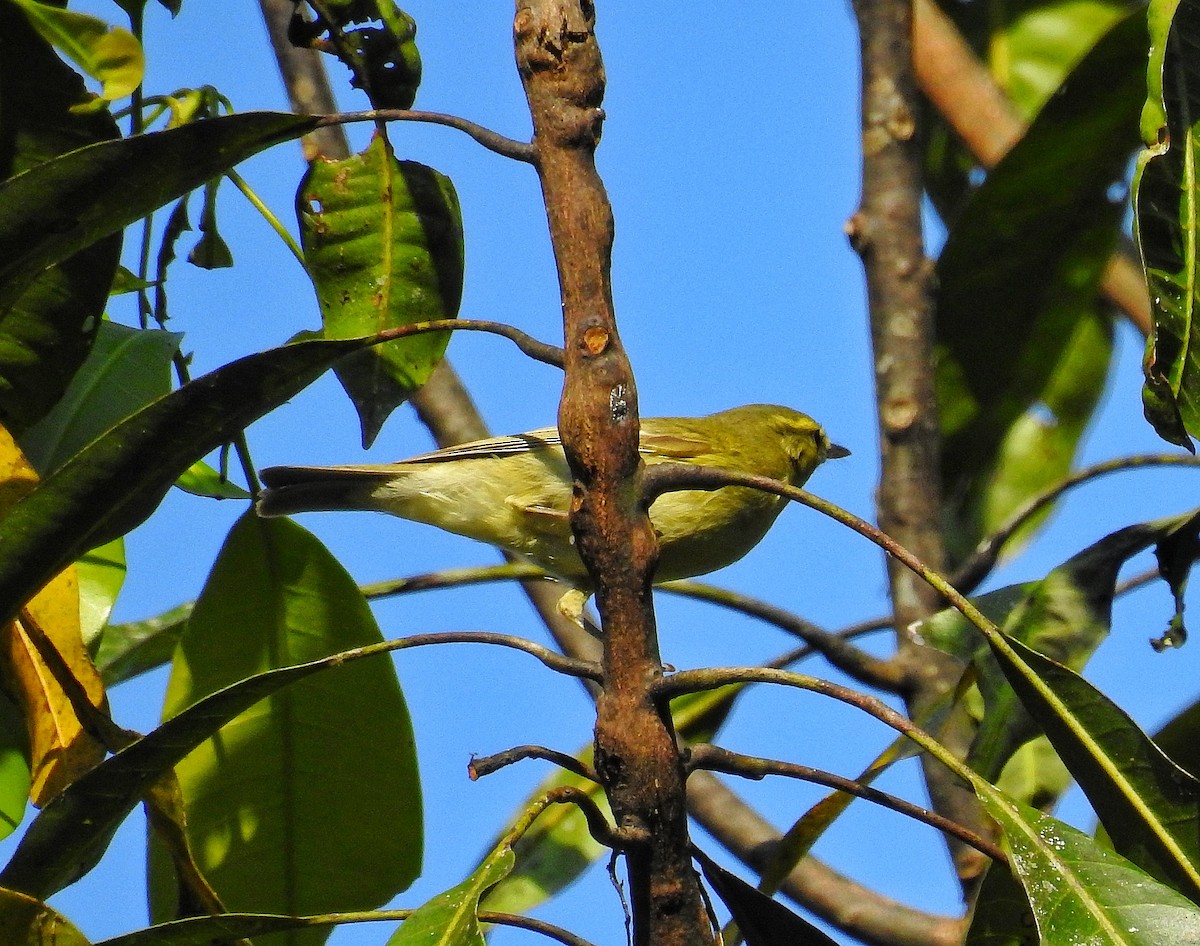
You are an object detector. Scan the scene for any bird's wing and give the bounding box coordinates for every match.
[638,429,710,461]
[401,428,561,463]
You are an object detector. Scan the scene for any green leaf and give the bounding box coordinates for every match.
[98,910,394,946]
[964,862,1036,946]
[0,692,30,845]
[1135,0,1200,448]
[387,842,514,946]
[186,178,232,270]
[173,460,249,500]
[149,514,421,939]
[76,538,125,648]
[0,3,123,433]
[0,885,90,945]
[987,624,1200,899]
[0,600,421,897]
[924,513,1200,810]
[92,602,188,687]
[976,792,1200,944]
[299,137,463,447]
[0,111,317,316]
[694,849,840,946]
[936,9,1144,556]
[19,322,181,476]
[10,0,144,103]
[0,334,377,633]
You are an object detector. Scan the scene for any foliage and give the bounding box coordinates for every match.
[0,2,1197,946]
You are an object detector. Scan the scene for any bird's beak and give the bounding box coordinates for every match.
[827,443,851,459]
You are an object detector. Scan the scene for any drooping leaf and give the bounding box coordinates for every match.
[0,429,105,806]
[0,607,423,897]
[1135,0,1200,448]
[922,513,1199,800]
[986,623,1200,899]
[936,10,1145,557]
[0,110,316,315]
[10,0,144,104]
[0,334,377,633]
[186,178,232,270]
[694,848,840,946]
[386,836,514,946]
[0,3,122,434]
[299,136,463,446]
[149,514,422,941]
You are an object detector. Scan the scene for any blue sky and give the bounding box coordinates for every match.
[9,4,1200,945]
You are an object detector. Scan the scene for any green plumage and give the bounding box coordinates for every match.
[257,404,846,585]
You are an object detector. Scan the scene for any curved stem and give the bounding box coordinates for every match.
[470,744,599,783]
[952,454,1200,592]
[316,108,536,163]
[371,318,564,368]
[687,744,1005,864]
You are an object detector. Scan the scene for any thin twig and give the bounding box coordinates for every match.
[389,631,601,682]
[687,744,1006,865]
[371,318,564,368]
[316,109,536,164]
[951,454,1200,592]
[658,581,904,692]
[470,744,600,783]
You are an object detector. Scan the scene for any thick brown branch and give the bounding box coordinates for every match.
[850,0,988,889]
[514,3,713,944]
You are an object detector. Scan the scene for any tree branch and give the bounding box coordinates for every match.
[849,0,990,888]
[514,2,713,943]
[687,744,1005,865]
[315,109,536,163]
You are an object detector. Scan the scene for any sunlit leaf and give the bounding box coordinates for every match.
[10,0,144,104]
[150,514,422,940]
[1135,0,1200,448]
[299,136,463,447]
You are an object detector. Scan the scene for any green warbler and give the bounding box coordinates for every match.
[256,404,847,586]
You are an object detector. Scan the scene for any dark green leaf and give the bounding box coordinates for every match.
[299,138,463,447]
[988,628,1200,898]
[694,849,841,946]
[0,111,316,315]
[186,178,232,270]
[1135,0,1200,448]
[976,791,1200,944]
[93,602,188,687]
[149,514,422,938]
[936,10,1145,556]
[964,862,1037,946]
[0,3,123,433]
[0,334,376,632]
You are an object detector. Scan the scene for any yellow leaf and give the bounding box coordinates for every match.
[0,428,107,804]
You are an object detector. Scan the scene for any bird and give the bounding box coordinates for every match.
[256,404,847,590]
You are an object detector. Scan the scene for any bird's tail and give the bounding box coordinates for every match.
[256,465,398,518]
